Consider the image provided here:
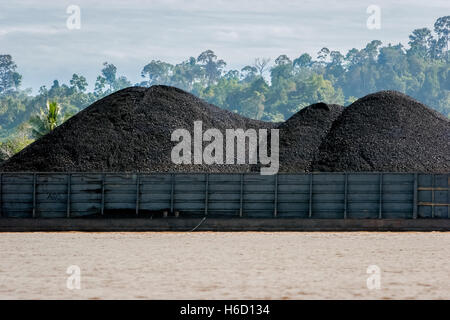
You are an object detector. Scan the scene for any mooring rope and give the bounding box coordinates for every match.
[189,217,207,232]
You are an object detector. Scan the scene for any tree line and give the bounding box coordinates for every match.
[0,16,448,159]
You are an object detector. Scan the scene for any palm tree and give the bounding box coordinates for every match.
[29,101,71,139]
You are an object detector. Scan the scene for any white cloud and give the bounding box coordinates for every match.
[215,30,240,41]
[0,25,63,37]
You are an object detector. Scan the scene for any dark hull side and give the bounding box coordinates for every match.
[1,218,449,232]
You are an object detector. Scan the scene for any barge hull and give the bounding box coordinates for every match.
[0,218,449,232]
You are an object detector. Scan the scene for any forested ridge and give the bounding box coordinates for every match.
[0,16,448,158]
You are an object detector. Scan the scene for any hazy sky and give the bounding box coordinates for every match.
[0,0,448,91]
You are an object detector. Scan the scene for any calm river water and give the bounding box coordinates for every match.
[0,232,449,299]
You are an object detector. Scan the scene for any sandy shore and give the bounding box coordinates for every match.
[0,232,449,299]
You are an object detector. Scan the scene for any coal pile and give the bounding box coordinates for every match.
[313,90,450,173]
[0,85,273,172]
[278,102,343,172]
[1,87,448,173]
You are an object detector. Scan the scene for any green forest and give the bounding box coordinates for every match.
[0,16,448,160]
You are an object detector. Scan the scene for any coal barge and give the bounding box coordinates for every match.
[0,172,448,231]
